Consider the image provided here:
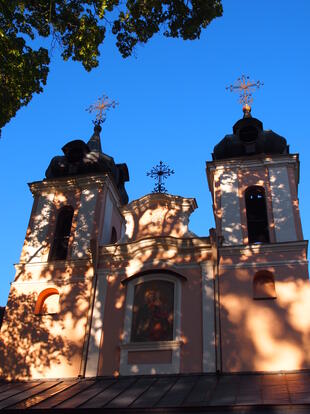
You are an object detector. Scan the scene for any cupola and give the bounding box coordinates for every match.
[45,123,129,204]
[212,108,288,160]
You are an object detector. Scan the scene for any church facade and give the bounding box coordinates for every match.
[0,108,309,381]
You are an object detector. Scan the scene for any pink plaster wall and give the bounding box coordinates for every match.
[180,267,203,373]
[127,350,172,364]
[97,265,204,376]
[0,265,92,380]
[219,248,310,372]
[98,274,126,376]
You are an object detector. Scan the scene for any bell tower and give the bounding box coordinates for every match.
[206,80,309,373]
[207,110,303,247]
[0,117,129,380]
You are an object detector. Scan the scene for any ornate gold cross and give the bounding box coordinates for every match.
[226,75,263,113]
[86,94,118,125]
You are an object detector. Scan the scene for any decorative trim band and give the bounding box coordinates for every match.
[220,259,308,270]
[15,258,91,270]
[11,276,93,286]
[219,240,308,256]
[120,340,182,351]
[207,154,298,172]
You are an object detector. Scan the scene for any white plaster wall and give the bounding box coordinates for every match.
[22,193,54,262]
[268,166,297,242]
[71,189,98,259]
[220,171,243,245]
[201,262,216,373]
[100,191,113,245]
[85,271,108,377]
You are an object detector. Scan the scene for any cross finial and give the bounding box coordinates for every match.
[226,75,263,116]
[147,161,175,194]
[86,94,118,126]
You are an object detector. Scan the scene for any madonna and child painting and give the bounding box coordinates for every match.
[131,280,174,342]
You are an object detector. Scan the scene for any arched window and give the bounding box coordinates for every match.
[110,226,117,244]
[34,288,60,315]
[253,270,276,299]
[245,186,270,244]
[49,206,74,261]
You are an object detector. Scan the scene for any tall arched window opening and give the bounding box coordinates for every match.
[245,186,270,244]
[110,226,117,244]
[49,206,74,261]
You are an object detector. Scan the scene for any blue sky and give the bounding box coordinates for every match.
[0,0,310,305]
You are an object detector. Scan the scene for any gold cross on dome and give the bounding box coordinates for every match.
[226,75,263,112]
[86,94,118,125]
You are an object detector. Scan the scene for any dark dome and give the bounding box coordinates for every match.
[213,115,288,160]
[45,125,129,204]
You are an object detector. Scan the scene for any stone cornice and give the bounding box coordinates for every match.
[206,153,299,173]
[121,193,197,214]
[220,259,309,270]
[99,236,212,262]
[11,275,93,286]
[14,258,92,271]
[219,240,308,257]
[28,174,122,205]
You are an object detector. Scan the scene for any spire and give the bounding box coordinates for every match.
[87,122,103,153]
[86,94,118,153]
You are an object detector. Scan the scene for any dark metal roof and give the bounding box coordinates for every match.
[212,116,288,160]
[0,372,310,412]
[45,125,129,205]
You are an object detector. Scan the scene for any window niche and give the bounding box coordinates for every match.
[245,186,270,244]
[49,206,74,261]
[120,272,182,375]
[253,270,276,300]
[34,288,60,315]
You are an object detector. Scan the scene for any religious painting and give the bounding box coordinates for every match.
[131,280,174,342]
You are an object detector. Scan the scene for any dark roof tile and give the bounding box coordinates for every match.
[1,371,310,410]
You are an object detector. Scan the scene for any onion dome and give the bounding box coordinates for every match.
[45,124,129,204]
[212,111,288,160]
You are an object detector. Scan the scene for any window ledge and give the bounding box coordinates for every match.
[120,340,182,351]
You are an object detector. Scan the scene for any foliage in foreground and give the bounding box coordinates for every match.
[0,0,223,132]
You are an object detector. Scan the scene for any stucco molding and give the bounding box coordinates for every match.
[220,259,309,270]
[28,174,122,207]
[99,236,212,263]
[207,154,299,172]
[14,258,92,271]
[121,193,197,214]
[98,260,203,281]
[11,276,93,286]
[219,240,308,257]
[120,340,182,351]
